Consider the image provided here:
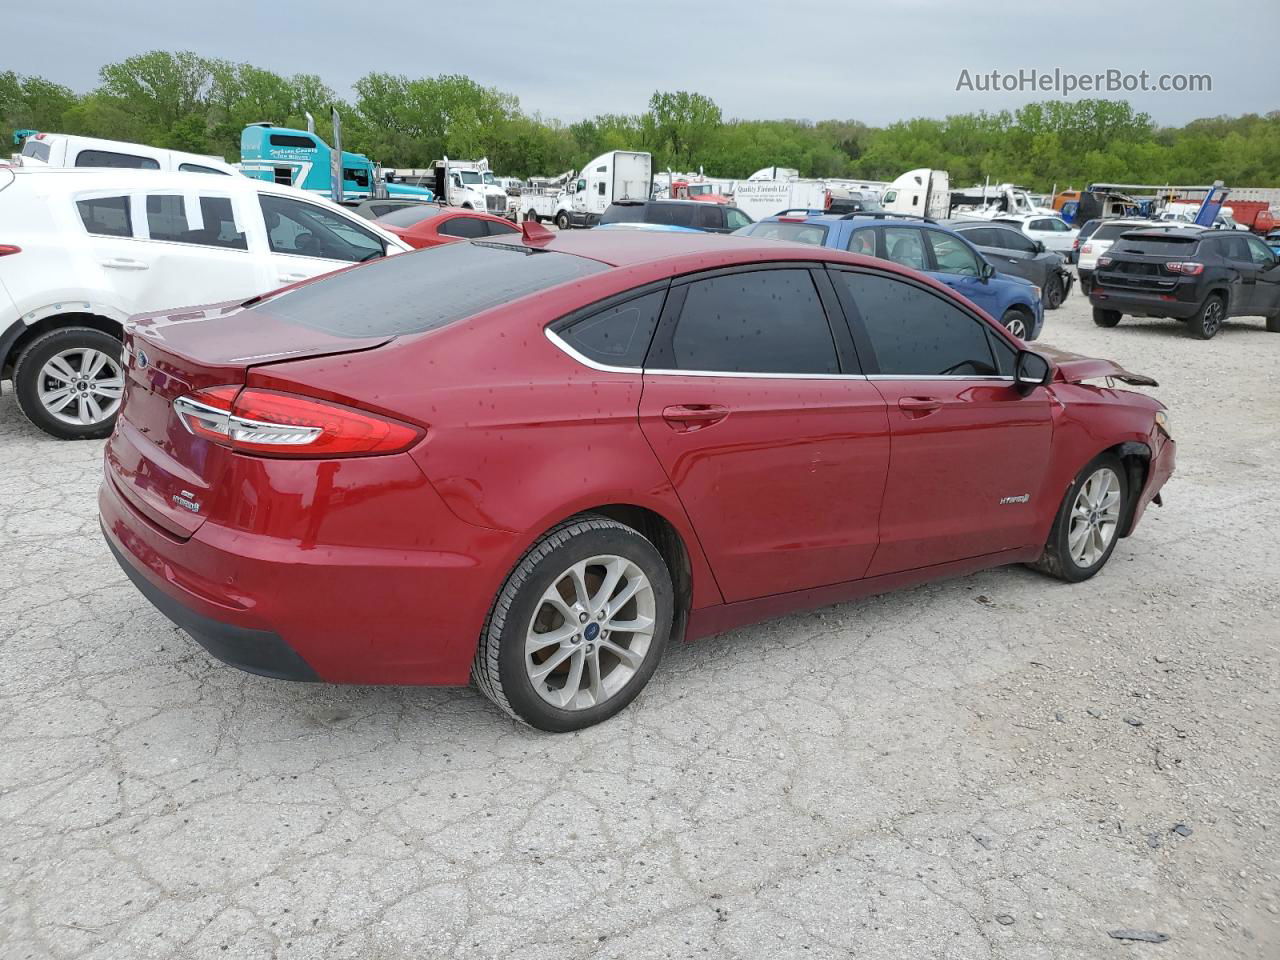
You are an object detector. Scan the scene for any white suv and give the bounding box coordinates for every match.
[989,213,1080,255]
[0,166,412,439]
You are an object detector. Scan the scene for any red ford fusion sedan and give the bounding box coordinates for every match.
[374,203,519,249]
[100,227,1175,730]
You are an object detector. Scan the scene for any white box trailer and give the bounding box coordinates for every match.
[880,168,952,220]
[734,178,831,222]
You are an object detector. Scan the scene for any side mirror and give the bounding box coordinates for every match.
[1034,240,1046,253]
[979,260,995,281]
[1014,350,1052,391]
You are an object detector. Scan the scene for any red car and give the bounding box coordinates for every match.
[373,203,519,249]
[100,228,1175,731]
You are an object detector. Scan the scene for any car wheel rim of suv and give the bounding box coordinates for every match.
[1005,315,1028,338]
[1068,467,1121,568]
[39,348,124,426]
[525,555,656,711]
[1203,300,1223,334]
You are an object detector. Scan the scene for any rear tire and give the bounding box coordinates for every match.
[473,515,674,732]
[524,211,539,225]
[1092,307,1121,328]
[1029,453,1129,583]
[555,210,571,231]
[1044,274,1065,310]
[1188,293,1226,340]
[13,326,124,440]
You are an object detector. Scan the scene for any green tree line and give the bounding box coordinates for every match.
[4,50,1279,189]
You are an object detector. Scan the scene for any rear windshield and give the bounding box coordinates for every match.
[738,221,829,245]
[258,242,607,338]
[376,204,446,227]
[1077,219,1101,241]
[1093,221,1150,242]
[1113,234,1201,256]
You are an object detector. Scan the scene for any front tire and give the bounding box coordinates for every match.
[1188,294,1226,339]
[555,210,572,231]
[1030,454,1129,583]
[473,516,674,731]
[1092,307,1121,328]
[1001,307,1032,340]
[13,327,124,440]
[1044,274,1065,310]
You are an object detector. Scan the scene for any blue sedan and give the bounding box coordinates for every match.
[735,212,1045,340]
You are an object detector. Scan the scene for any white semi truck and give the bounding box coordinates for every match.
[521,151,652,229]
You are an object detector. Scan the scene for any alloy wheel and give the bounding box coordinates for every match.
[525,554,656,710]
[1203,299,1224,335]
[38,348,124,426]
[1004,314,1028,338]
[1068,467,1121,568]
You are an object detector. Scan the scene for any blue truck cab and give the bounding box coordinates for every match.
[238,124,433,202]
[735,211,1044,340]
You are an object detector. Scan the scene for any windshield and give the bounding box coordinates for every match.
[259,243,607,338]
[738,221,829,245]
[459,171,482,185]
[688,184,712,196]
[482,173,496,185]
[1094,221,1151,242]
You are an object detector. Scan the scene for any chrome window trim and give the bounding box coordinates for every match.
[866,374,1015,382]
[544,328,868,381]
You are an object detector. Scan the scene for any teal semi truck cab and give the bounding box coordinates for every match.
[238,123,433,202]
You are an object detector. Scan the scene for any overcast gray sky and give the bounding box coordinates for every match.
[7,0,1277,125]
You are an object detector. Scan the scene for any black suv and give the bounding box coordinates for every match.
[599,199,753,234]
[1089,227,1280,339]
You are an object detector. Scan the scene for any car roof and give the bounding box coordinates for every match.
[503,229,850,269]
[6,166,348,205]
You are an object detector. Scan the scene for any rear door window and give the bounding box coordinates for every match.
[145,194,247,250]
[881,227,926,271]
[668,270,839,375]
[74,149,160,170]
[835,271,1000,377]
[555,290,665,368]
[77,196,133,237]
[694,205,723,231]
[437,216,490,240]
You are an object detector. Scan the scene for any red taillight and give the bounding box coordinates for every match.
[0,245,21,257]
[1072,238,1080,250]
[174,386,422,457]
[1165,261,1204,275]
[1097,255,1112,266]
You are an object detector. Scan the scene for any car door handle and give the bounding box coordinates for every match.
[662,404,728,431]
[101,257,148,270]
[898,397,943,415]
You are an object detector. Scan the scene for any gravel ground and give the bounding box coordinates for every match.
[1,283,1277,960]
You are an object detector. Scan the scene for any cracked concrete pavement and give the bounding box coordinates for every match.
[1,286,1277,959]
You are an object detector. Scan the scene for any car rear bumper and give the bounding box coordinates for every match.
[1088,286,1201,319]
[99,458,517,686]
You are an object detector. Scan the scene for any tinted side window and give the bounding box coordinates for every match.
[196,197,248,250]
[926,230,981,276]
[260,195,384,261]
[269,134,316,149]
[725,208,751,230]
[146,194,188,242]
[485,220,519,237]
[74,149,160,170]
[144,194,246,249]
[77,196,133,237]
[438,216,490,239]
[178,163,229,175]
[695,205,722,231]
[847,229,876,256]
[671,270,839,375]
[836,271,999,377]
[557,290,665,368]
[958,227,995,248]
[1000,229,1038,253]
[1246,236,1277,266]
[882,227,926,270]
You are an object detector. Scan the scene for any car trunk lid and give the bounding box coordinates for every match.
[106,299,391,539]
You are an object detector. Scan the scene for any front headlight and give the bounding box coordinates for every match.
[1155,409,1173,438]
